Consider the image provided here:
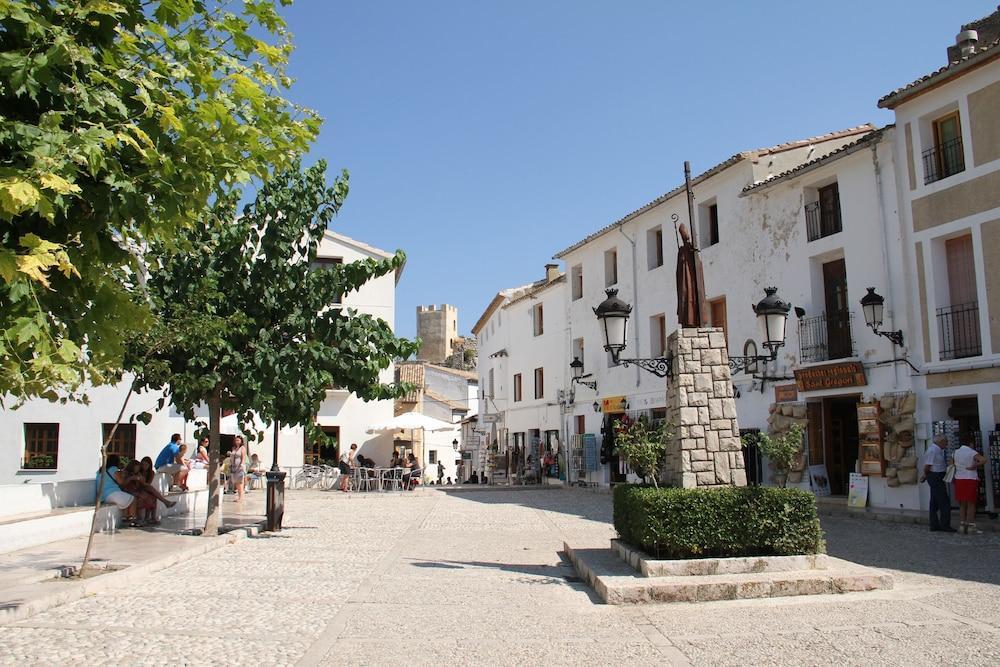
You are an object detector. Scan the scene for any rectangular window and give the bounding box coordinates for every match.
[805,183,842,241]
[708,204,719,246]
[938,233,981,359]
[575,415,586,435]
[534,367,544,399]
[708,297,728,344]
[23,423,59,469]
[571,264,583,300]
[103,423,137,461]
[428,450,438,464]
[514,373,523,402]
[604,248,618,287]
[646,226,664,269]
[533,303,544,336]
[572,338,585,371]
[924,111,965,184]
[649,314,667,357]
[311,256,344,304]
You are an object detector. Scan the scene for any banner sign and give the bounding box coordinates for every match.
[794,361,866,392]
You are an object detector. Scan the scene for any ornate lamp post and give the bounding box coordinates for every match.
[570,357,597,391]
[593,288,674,378]
[860,287,904,346]
[728,287,792,375]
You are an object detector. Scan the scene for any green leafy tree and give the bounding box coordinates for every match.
[0,0,319,401]
[128,161,419,534]
[614,415,673,488]
[747,424,804,487]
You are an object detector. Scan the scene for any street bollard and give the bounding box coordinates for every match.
[265,470,286,532]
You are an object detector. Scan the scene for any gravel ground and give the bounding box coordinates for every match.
[0,487,997,666]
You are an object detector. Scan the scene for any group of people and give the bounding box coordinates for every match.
[96,432,270,527]
[96,454,178,528]
[923,433,988,534]
[336,443,422,492]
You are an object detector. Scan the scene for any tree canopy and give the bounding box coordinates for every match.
[0,0,319,401]
[129,160,419,532]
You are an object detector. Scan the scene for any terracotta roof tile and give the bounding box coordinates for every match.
[878,38,1000,109]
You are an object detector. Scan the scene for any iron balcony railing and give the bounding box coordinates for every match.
[798,311,855,363]
[805,199,842,242]
[937,301,981,360]
[922,136,965,184]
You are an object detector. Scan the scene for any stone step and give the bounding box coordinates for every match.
[565,542,893,605]
[611,538,830,576]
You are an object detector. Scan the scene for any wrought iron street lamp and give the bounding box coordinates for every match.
[860,287,904,346]
[728,287,792,375]
[570,357,598,391]
[593,288,674,378]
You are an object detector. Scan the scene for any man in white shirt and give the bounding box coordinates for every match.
[921,435,955,532]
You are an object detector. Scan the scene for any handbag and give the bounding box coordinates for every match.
[943,464,956,484]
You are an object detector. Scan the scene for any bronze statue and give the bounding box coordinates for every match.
[676,223,707,328]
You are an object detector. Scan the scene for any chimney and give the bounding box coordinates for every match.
[545,263,559,283]
[956,29,979,57]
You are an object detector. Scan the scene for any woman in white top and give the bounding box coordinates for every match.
[953,437,986,534]
[229,436,247,503]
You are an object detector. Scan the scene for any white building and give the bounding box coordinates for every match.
[473,265,567,483]
[3,230,404,484]
[395,360,478,483]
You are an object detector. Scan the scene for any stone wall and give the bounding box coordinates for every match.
[664,328,747,488]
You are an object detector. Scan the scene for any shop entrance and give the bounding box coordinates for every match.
[823,396,860,496]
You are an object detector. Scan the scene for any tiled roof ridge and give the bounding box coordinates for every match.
[503,274,566,308]
[961,8,1000,31]
[878,37,1000,108]
[552,124,874,259]
[742,125,893,194]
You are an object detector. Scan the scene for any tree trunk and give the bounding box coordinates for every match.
[203,393,223,536]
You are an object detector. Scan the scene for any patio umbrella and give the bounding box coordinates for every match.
[367,412,456,471]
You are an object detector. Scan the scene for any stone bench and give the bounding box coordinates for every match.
[0,471,210,555]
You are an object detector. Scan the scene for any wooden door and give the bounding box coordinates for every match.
[822,259,851,359]
[807,402,824,467]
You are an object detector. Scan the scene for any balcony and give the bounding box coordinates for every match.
[922,137,965,185]
[805,200,842,242]
[937,301,981,360]
[798,311,855,363]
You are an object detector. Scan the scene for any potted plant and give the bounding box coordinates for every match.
[753,424,804,488]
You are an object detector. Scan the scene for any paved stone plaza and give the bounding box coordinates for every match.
[0,488,998,666]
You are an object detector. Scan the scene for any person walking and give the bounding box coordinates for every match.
[437,459,444,485]
[338,443,357,492]
[229,435,247,503]
[953,434,987,534]
[921,434,956,533]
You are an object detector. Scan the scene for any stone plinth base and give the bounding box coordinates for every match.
[664,327,746,488]
[565,541,894,606]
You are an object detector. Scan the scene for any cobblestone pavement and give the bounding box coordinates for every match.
[0,488,998,666]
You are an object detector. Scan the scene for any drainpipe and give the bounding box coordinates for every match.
[871,140,899,389]
[618,224,641,390]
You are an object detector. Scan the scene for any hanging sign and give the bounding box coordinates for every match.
[601,396,628,413]
[481,413,501,424]
[794,361,866,392]
[774,384,798,403]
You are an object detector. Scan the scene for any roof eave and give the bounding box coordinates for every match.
[878,44,1000,109]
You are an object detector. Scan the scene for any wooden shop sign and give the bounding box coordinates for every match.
[774,384,798,403]
[794,361,866,392]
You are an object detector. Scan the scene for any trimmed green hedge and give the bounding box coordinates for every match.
[613,484,825,559]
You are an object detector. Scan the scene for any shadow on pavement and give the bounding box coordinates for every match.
[441,488,613,525]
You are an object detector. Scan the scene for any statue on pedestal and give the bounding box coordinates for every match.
[675,223,707,328]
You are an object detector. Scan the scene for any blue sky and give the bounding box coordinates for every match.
[281,1,996,341]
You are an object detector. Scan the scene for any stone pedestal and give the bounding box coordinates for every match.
[664,327,747,488]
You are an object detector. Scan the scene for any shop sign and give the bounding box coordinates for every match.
[481,413,501,424]
[774,384,798,403]
[601,395,628,413]
[794,361,866,392]
[847,473,868,508]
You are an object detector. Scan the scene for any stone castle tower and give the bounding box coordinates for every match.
[416,304,459,363]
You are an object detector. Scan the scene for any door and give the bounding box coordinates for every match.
[303,426,339,465]
[823,397,859,496]
[822,259,851,359]
[944,235,981,358]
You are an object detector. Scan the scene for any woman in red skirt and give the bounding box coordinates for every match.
[952,437,986,534]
